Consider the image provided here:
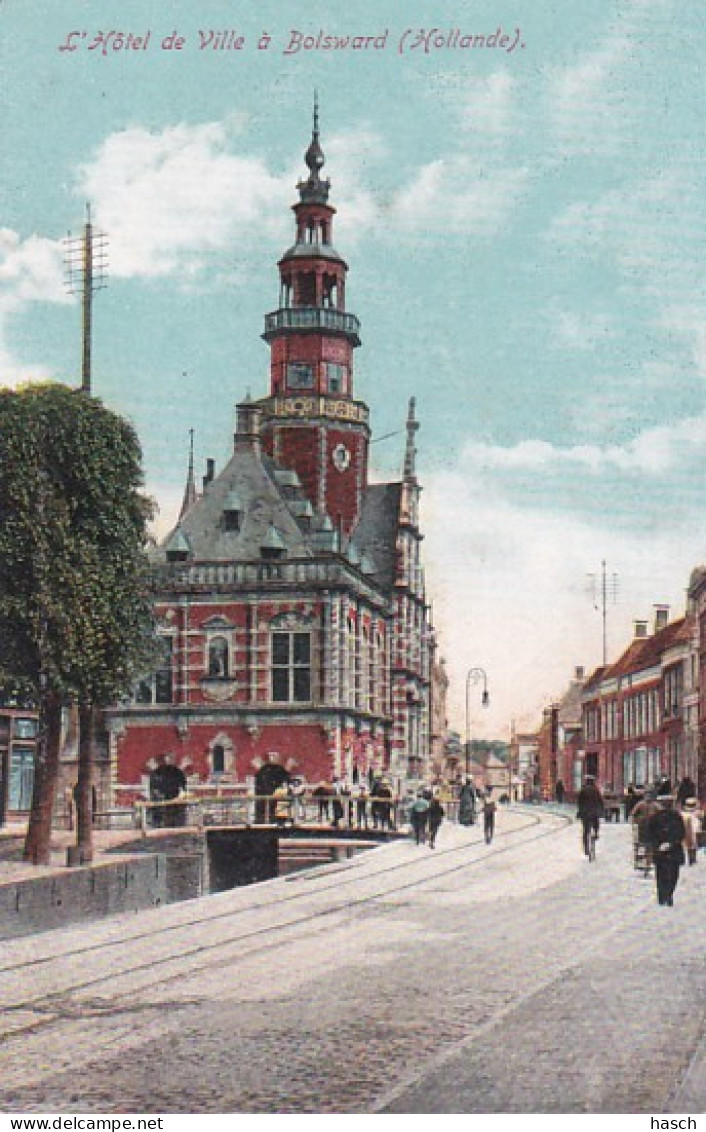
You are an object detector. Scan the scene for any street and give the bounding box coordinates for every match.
[0,808,704,1114]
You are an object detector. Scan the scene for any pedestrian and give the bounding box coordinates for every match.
[681,797,702,866]
[657,775,672,798]
[459,779,476,826]
[331,778,345,829]
[354,782,369,829]
[483,787,497,844]
[645,795,686,906]
[428,796,445,848]
[677,775,697,806]
[576,775,604,858]
[555,780,565,805]
[313,781,331,823]
[410,794,430,845]
[377,779,394,830]
[272,783,291,827]
[631,788,660,874]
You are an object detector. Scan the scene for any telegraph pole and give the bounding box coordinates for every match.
[587,560,619,666]
[65,204,108,394]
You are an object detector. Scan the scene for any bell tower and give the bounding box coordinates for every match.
[260,100,370,538]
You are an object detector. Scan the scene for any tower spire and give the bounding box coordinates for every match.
[300,92,329,204]
[404,397,419,481]
[179,427,197,520]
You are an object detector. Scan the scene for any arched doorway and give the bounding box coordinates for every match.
[255,763,290,823]
[149,764,187,828]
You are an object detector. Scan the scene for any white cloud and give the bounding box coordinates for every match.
[77,120,290,279]
[0,229,66,311]
[551,39,627,144]
[392,157,529,237]
[0,229,69,388]
[459,413,706,477]
[458,71,516,137]
[422,459,700,738]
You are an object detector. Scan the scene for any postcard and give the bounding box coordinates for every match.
[1,0,705,1122]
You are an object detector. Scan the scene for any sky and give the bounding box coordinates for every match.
[2,0,706,739]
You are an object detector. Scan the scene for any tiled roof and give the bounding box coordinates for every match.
[601,616,691,682]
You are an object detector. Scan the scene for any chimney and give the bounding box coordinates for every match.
[633,620,649,639]
[653,604,670,634]
[574,666,585,681]
[235,397,262,453]
[202,458,215,492]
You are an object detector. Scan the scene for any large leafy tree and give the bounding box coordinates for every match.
[0,384,156,864]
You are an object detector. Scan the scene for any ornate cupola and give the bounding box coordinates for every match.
[259,99,370,538]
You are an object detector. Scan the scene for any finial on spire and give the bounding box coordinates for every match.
[178,426,198,520]
[300,92,330,203]
[404,397,420,481]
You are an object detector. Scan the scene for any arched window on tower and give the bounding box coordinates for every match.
[212,744,226,775]
[208,636,229,678]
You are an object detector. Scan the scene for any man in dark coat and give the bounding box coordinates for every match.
[576,776,604,857]
[645,796,686,906]
[410,795,429,845]
[677,776,697,806]
[428,796,445,849]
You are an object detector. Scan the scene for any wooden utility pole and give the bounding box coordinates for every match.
[64,206,108,862]
[65,204,108,395]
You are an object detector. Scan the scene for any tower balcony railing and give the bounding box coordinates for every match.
[263,306,361,339]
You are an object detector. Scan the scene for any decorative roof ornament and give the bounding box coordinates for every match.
[178,428,198,520]
[403,397,420,481]
[298,91,331,205]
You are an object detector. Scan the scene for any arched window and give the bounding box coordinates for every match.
[212,744,226,775]
[208,636,229,678]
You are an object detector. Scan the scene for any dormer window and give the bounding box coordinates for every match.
[261,524,287,560]
[165,527,191,563]
[223,489,243,533]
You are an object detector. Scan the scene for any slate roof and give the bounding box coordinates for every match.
[350,482,403,592]
[156,442,313,563]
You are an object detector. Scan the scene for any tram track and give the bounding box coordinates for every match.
[0,809,571,1027]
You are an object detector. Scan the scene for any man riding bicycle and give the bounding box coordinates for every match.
[576,775,604,857]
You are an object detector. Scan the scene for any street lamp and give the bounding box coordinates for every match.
[465,667,490,777]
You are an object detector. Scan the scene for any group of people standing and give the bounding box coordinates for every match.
[409,791,446,848]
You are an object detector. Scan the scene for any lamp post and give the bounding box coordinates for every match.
[465,667,490,778]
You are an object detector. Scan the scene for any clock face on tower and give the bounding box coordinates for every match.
[332,443,351,472]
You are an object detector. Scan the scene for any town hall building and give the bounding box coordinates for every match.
[107,113,438,803]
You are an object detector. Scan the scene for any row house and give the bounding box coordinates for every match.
[580,609,695,794]
[687,566,706,798]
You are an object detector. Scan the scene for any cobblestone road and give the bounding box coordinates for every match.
[0,808,704,1114]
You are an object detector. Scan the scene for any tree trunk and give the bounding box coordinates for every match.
[23,689,63,865]
[76,700,95,863]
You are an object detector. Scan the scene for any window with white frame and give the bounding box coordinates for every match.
[271,630,311,703]
[135,636,174,704]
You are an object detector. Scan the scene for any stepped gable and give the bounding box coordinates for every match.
[349,481,403,591]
